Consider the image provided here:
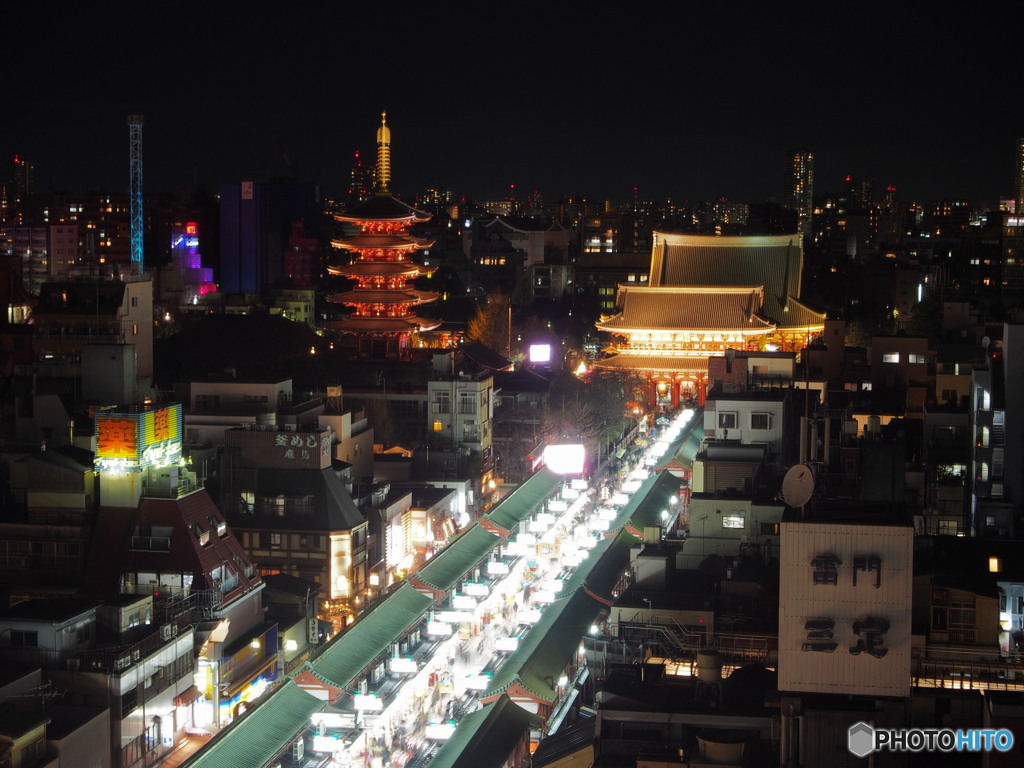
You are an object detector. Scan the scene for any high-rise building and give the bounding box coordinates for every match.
[158,220,217,315]
[346,149,372,204]
[4,154,35,222]
[0,222,79,294]
[784,148,813,237]
[326,113,439,359]
[1016,137,1024,214]
[219,180,321,295]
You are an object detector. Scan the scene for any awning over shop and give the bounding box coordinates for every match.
[175,685,201,706]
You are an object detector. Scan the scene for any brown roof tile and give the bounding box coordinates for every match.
[598,287,774,332]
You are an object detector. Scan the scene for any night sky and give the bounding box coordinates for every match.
[5,4,1019,208]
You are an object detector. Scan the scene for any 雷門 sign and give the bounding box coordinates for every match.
[778,522,913,697]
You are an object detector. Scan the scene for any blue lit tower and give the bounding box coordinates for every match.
[127,114,144,273]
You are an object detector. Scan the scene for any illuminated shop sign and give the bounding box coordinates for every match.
[96,405,182,471]
[273,431,333,463]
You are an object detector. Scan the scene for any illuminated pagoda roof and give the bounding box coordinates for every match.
[328,261,431,279]
[596,286,775,335]
[328,288,438,305]
[333,193,431,225]
[330,233,434,250]
[329,315,441,333]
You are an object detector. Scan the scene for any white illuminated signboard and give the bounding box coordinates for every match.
[425,722,457,740]
[543,444,586,475]
[389,657,417,675]
[529,344,551,363]
[778,522,912,697]
[487,561,509,576]
[495,636,520,652]
[427,621,453,637]
[353,694,383,711]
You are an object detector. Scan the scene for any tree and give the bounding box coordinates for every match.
[905,292,942,340]
[467,290,510,356]
[541,370,642,464]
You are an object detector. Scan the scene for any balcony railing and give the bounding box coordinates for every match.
[141,477,204,499]
[3,617,194,674]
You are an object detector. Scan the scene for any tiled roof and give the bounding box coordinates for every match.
[133,491,261,599]
[592,354,710,373]
[483,590,603,704]
[236,467,365,531]
[416,468,561,592]
[182,680,323,768]
[649,232,803,323]
[415,524,499,592]
[493,366,554,393]
[330,234,431,250]
[774,296,828,329]
[328,288,438,304]
[428,694,540,768]
[598,286,774,332]
[308,582,433,688]
[484,467,561,534]
[327,315,440,332]
[334,194,430,223]
[328,262,426,278]
[459,340,512,371]
[616,470,682,535]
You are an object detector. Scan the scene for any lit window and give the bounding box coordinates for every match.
[433,420,443,432]
[723,513,745,529]
[882,352,899,363]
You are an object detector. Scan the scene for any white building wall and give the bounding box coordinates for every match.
[704,399,784,447]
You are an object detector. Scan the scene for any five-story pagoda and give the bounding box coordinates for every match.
[327,112,439,358]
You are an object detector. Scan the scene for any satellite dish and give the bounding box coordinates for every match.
[781,463,814,508]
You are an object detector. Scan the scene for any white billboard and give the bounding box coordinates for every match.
[778,522,913,697]
[543,444,585,475]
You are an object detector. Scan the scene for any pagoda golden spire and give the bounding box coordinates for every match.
[376,110,391,193]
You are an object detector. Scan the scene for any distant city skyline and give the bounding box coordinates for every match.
[5,5,1020,208]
